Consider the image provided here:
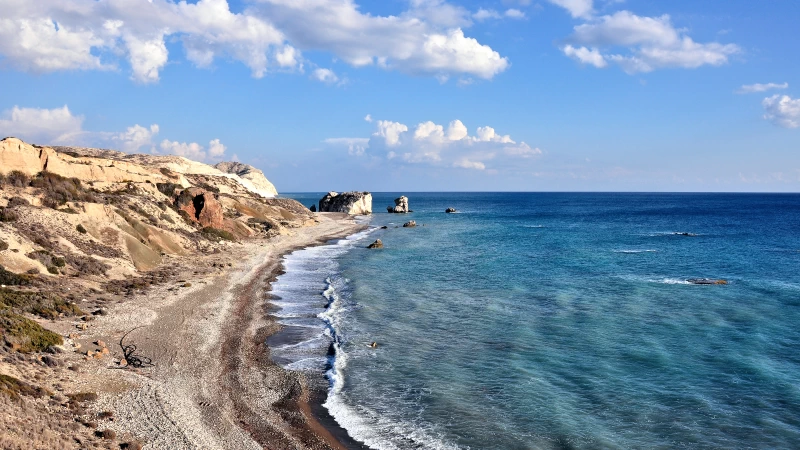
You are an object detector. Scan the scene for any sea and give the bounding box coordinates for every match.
[268,192,800,450]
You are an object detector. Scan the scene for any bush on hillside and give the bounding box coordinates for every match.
[201,227,236,242]
[30,171,98,208]
[4,171,30,188]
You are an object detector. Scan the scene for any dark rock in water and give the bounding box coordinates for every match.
[318,191,372,215]
[367,239,384,249]
[687,278,728,285]
[380,226,388,229]
[387,196,410,213]
[675,232,697,237]
[403,220,416,228]
[445,208,457,213]
[309,204,316,212]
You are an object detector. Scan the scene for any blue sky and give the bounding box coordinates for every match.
[0,0,798,192]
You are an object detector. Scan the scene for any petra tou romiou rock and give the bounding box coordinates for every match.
[318,191,373,215]
[387,196,410,213]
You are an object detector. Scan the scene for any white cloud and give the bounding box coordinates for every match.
[562,44,607,67]
[373,120,409,147]
[736,82,789,94]
[327,117,540,172]
[548,0,594,18]
[453,159,486,170]
[312,68,339,84]
[473,9,501,21]
[112,124,160,152]
[253,0,509,80]
[561,11,740,73]
[208,138,227,158]
[0,104,228,159]
[158,138,228,161]
[0,105,85,144]
[505,9,527,19]
[364,114,373,123]
[0,0,508,83]
[763,95,800,129]
[323,137,369,156]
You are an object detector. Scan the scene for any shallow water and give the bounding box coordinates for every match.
[272,193,800,449]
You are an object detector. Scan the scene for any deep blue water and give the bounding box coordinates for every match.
[271,193,800,449]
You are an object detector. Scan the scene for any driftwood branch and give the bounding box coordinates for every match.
[119,326,154,368]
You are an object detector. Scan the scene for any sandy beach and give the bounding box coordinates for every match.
[73,212,367,449]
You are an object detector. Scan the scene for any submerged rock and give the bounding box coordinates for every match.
[403,220,416,228]
[309,204,316,212]
[687,278,728,285]
[445,208,457,213]
[318,191,372,215]
[387,196,410,213]
[367,239,384,249]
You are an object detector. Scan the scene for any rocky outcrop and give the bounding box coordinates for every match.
[367,239,383,249]
[174,188,224,229]
[309,204,316,212]
[687,278,728,285]
[318,192,372,215]
[403,220,416,228]
[445,208,457,213]
[387,196,409,213]
[214,162,278,198]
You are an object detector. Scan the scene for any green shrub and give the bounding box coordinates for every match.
[51,256,65,267]
[0,266,33,286]
[5,171,30,188]
[30,171,98,209]
[201,227,236,242]
[64,254,110,276]
[76,224,87,234]
[0,240,8,251]
[156,182,181,197]
[0,310,63,352]
[47,266,59,275]
[6,197,29,208]
[0,374,49,401]
[0,208,18,222]
[0,288,84,319]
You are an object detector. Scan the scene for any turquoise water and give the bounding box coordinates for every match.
[272,193,800,449]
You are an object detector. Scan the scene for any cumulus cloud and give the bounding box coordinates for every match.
[252,0,509,80]
[0,104,226,159]
[562,45,607,68]
[505,9,527,19]
[473,8,526,21]
[112,124,160,152]
[561,11,739,73]
[158,138,228,161]
[736,82,788,94]
[326,117,540,171]
[312,68,339,84]
[0,0,508,83]
[763,95,800,129]
[0,105,85,144]
[548,0,594,18]
[323,137,369,156]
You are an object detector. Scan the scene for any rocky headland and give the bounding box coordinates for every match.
[0,137,362,449]
[318,191,372,215]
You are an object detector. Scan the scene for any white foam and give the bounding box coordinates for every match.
[613,249,658,254]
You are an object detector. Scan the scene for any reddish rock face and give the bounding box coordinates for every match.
[174,188,224,229]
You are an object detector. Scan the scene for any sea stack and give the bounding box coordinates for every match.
[387,196,410,213]
[318,191,372,215]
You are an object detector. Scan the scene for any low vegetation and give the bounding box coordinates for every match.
[201,227,236,242]
[0,310,63,352]
[0,288,85,320]
[30,171,99,209]
[0,266,33,286]
[0,374,49,401]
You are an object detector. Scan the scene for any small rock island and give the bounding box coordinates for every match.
[318,191,372,215]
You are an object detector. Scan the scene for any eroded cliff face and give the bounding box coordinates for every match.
[214,162,278,198]
[0,137,313,278]
[318,191,373,215]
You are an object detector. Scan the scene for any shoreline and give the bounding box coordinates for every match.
[87,212,368,449]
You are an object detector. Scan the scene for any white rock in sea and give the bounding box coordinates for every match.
[387,196,409,213]
[318,191,372,215]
